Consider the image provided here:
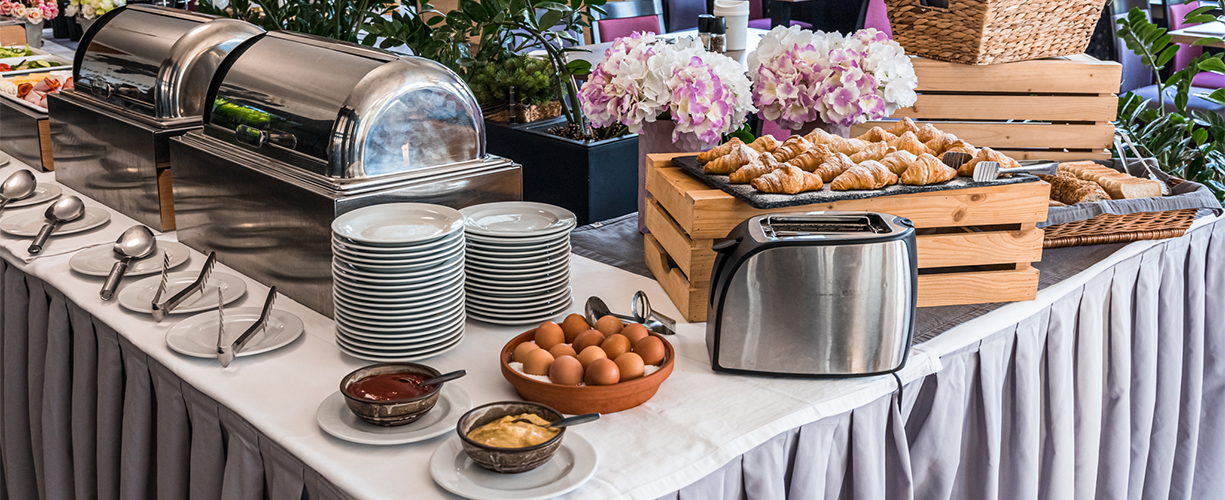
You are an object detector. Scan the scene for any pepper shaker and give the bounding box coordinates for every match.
[710,16,726,54]
[698,14,716,51]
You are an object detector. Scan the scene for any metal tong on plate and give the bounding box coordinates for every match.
[152,251,216,322]
[216,286,276,368]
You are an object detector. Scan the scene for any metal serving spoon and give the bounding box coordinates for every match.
[512,412,601,428]
[99,225,156,300]
[0,170,36,214]
[28,196,84,255]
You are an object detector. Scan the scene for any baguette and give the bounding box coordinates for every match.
[1040,173,1110,204]
[1057,161,1163,199]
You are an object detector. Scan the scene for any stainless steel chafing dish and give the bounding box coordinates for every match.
[170,31,521,317]
[49,5,264,230]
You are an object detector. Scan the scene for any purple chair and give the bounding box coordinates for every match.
[1170,1,1225,88]
[591,0,665,43]
[859,0,891,37]
[746,0,812,30]
[664,0,706,32]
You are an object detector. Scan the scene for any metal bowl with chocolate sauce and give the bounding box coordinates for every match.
[340,362,443,426]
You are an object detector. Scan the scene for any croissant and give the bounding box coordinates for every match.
[704,144,758,174]
[826,137,869,156]
[958,146,1020,177]
[831,160,898,190]
[815,152,858,182]
[924,133,957,156]
[887,117,919,137]
[849,141,889,163]
[698,138,744,164]
[771,136,814,162]
[880,150,918,175]
[901,153,958,185]
[889,131,932,157]
[730,154,782,183]
[786,148,825,172]
[856,126,897,144]
[916,123,943,143]
[804,127,836,146]
[751,165,825,194]
[747,135,780,154]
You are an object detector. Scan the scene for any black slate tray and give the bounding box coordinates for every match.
[671,155,1041,210]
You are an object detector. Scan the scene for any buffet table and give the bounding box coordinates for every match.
[0,148,1223,500]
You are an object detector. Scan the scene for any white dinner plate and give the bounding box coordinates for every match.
[332,203,463,246]
[6,184,61,209]
[165,307,304,360]
[338,330,464,362]
[333,264,463,288]
[333,230,463,254]
[335,296,465,324]
[316,385,472,446]
[70,240,190,277]
[465,275,571,295]
[336,312,467,338]
[460,202,576,237]
[337,321,464,348]
[466,298,573,326]
[467,286,571,308]
[430,433,597,500]
[334,293,463,321]
[466,293,572,316]
[465,231,571,246]
[118,271,247,315]
[332,273,465,302]
[466,240,570,257]
[335,253,463,279]
[466,284,571,302]
[465,247,570,268]
[0,206,111,237]
[465,260,568,281]
[0,152,9,167]
[332,241,464,268]
[465,268,571,288]
[337,329,464,358]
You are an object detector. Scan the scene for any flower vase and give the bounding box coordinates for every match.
[25,21,43,48]
[637,120,714,233]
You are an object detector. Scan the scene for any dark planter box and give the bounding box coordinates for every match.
[486,117,638,225]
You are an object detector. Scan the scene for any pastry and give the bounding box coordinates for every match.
[856,126,897,144]
[889,131,932,157]
[924,133,956,156]
[887,117,919,137]
[751,165,825,194]
[730,154,782,183]
[900,153,958,185]
[880,150,918,175]
[697,138,743,164]
[786,147,825,172]
[1056,161,1163,199]
[771,136,814,163]
[849,141,889,163]
[704,144,758,174]
[815,152,857,182]
[831,160,898,190]
[916,123,943,143]
[827,136,869,156]
[958,147,1021,177]
[746,135,781,154]
[943,139,978,157]
[804,128,836,146]
[1041,172,1110,204]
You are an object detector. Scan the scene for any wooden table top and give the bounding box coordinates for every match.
[565,28,770,68]
[1170,22,1225,49]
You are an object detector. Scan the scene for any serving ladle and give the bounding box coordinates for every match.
[28,196,84,255]
[100,225,157,300]
[0,170,36,214]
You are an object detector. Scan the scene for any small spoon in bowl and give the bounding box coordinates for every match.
[420,369,467,388]
[513,412,601,428]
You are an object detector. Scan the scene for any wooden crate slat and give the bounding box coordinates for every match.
[849,121,1115,150]
[644,197,715,282]
[644,234,707,322]
[910,54,1122,95]
[996,149,1111,161]
[916,267,1040,307]
[892,94,1117,122]
[916,227,1044,268]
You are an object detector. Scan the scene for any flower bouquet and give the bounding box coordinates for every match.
[748,25,918,132]
[66,0,122,22]
[0,0,58,25]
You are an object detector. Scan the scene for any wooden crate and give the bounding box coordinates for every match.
[850,54,1121,161]
[644,153,1049,322]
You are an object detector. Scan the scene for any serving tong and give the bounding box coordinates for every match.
[584,292,676,335]
[152,251,216,322]
[215,286,277,368]
[972,161,1059,182]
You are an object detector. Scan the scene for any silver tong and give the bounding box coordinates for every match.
[972,161,1059,182]
[584,291,676,335]
[152,251,216,322]
[216,286,276,368]
[941,151,972,170]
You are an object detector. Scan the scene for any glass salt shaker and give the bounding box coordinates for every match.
[698,15,716,51]
[710,16,726,54]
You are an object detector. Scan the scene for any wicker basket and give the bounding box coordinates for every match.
[1042,208,1198,249]
[884,0,1109,65]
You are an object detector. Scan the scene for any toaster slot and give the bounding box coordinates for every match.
[760,214,890,238]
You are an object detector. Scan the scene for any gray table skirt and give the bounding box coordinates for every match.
[0,220,1222,499]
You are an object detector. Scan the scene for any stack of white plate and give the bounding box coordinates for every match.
[461,202,576,325]
[331,203,466,362]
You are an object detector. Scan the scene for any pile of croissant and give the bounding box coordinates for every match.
[696,117,1022,195]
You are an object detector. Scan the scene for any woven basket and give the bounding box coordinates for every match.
[1042,178,1199,249]
[884,0,1109,65]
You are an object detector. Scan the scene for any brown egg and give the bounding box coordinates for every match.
[572,329,606,353]
[585,358,620,386]
[548,343,577,359]
[534,322,565,350]
[521,349,555,376]
[595,315,625,336]
[621,323,649,345]
[513,341,540,363]
[576,345,608,370]
[615,352,646,381]
[560,314,591,342]
[549,356,584,386]
[634,336,666,365]
[600,334,631,360]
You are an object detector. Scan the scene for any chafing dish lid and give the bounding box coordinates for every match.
[205,31,485,182]
[74,5,263,120]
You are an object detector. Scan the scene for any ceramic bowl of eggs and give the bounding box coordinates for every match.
[499,313,675,414]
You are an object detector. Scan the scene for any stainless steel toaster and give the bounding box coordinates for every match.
[705,211,917,377]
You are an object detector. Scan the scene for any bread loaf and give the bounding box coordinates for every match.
[1056,161,1163,199]
[1040,173,1110,204]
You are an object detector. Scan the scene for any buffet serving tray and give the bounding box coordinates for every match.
[0,55,71,77]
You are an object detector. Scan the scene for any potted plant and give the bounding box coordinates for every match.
[199,0,390,43]
[468,53,562,124]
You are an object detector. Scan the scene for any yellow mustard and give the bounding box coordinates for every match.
[466,413,559,448]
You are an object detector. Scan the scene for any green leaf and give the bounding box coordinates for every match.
[565,59,591,75]
[1200,57,1225,74]
[539,10,564,29]
[1194,127,1209,145]
[1193,37,1224,46]
[1187,14,1218,24]
[1158,44,1180,68]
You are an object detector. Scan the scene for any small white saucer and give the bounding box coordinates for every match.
[70,240,190,277]
[7,184,60,209]
[316,385,472,445]
[429,432,597,500]
[118,271,247,315]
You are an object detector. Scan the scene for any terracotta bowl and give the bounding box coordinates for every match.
[340,363,443,427]
[499,329,675,414]
[456,401,565,474]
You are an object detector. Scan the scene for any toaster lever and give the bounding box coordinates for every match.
[712,237,740,252]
